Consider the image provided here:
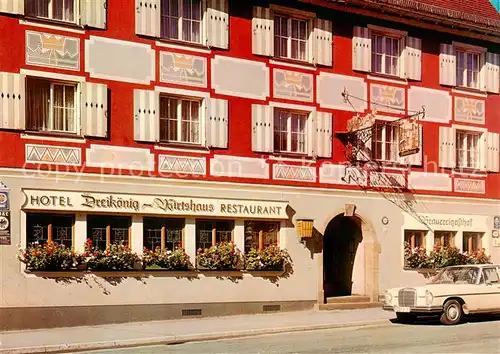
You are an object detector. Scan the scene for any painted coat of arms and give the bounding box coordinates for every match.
[26,31,80,70]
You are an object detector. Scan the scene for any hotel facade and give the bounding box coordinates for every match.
[0,0,499,330]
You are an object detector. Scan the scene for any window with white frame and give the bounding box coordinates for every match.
[26,78,77,134]
[404,230,426,250]
[371,33,400,76]
[161,0,202,44]
[273,108,307,154]
[456,130,481,169]
[372,121,399,162]
[25,0,76,23]
[274,14,309,62]
[159,95,201,144]
[456,49,481,90]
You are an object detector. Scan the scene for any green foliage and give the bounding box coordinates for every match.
[84,239,140,271]
[196,241,243,270]
[18,242,83,271]
[244,245,291,271]
[142,246,193,270]
[404,242,492,269]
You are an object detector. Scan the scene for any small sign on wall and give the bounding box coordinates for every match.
[494,216,500,230]
[0,211,10,245]
[0,182,10,245]
[493,230,500,248]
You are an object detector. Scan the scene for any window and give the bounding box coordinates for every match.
[274,14,308,61]
[463,232,483,253]
[159,96,201,144]
[456,131,481,170]
[87,215,131,250]
[434,231,455,248]
[26,213,74,247]
[244,221,280,252]
[26,78,77,134]
[371,34,399,76]
[143,218,184,251]
[196,220,234,250]
[482,268,500,284]
[273,108,307,154]
[404,230,425,249]
[161,0,202,44]
[372,121,399,162]
[25,0,76,23]
[456,50,480,90]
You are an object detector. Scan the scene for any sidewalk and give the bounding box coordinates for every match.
[0,308,394,354]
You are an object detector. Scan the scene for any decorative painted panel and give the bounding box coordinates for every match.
[408,86,451,123]
[408,172,452,192]
[317,72,367,112]
[26,31,80,70]
[370,84,405,113]
[160,51,207,87]
[273,164,316,182]
[319,164,368,187]
[25,144,81,166]
[454,97,485,124]
[210,155,269,179]
[454,178,486,194]
[85,36,155,85]
[159,155,206,175]
[86,145,154,171]
[211,56,269,100]
[273,69,313,102]
[370,172,406,188]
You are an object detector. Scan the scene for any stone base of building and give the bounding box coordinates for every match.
[0,301,316,331]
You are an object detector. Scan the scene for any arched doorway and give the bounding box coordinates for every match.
[323,214,363,299]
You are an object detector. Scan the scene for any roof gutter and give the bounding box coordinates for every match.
[299,0,500,43]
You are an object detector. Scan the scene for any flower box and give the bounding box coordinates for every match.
[196,242,243,271]
[198,270,243,277]
[244,245,291,272]
[243,270,285,277]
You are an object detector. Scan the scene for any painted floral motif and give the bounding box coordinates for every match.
[370,84,405,113]
[160,52,207,87]
[454,97,485,124]
[26,31,80,70]
[273,69,313,102]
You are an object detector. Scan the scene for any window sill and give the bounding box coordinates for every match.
[22,131,85,143]
[24,269,286,278]
[451,87,487,98]
[21,16,85,34]
[367,74,408,86]
[155,39,211,54]
[154,143,210,154]
[452,168,487,176]
[269,58,316,71]
[269,154,315,163]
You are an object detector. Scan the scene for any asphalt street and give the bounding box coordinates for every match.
[79,318,500,354]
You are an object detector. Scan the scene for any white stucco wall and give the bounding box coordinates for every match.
[0,168,498,308]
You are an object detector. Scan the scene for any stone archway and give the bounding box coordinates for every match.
[318,210,380,303]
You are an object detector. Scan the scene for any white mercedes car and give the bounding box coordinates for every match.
[383,264,500,325]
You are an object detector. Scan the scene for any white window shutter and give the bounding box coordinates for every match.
[206,98,228,149]
[135,0,160,37]
[0,72,25,131]
[315,111,332,158]
[352,26,371,72]
[486,132,500,172]
[0,0,23,14]
[252,6,273,57]
[80,0,106,29]
[355,117,371,161]
[314,19,333,67]
[206,0,229,49]
[405,37,422,81]
[438,126,455,169]
[485,52,500,94]
[307,112,316,157]
[133,89,159,142]
[439,43,456,86]
[251,104,273,153]
[400,126,423,166]
[81,82,108,138]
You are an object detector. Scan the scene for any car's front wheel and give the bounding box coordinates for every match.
[440,299,463,325]
[396,313,417,324]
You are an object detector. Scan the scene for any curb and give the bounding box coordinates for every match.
[0,319,391,354]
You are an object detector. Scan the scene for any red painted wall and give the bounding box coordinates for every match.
[0,0,498,199]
